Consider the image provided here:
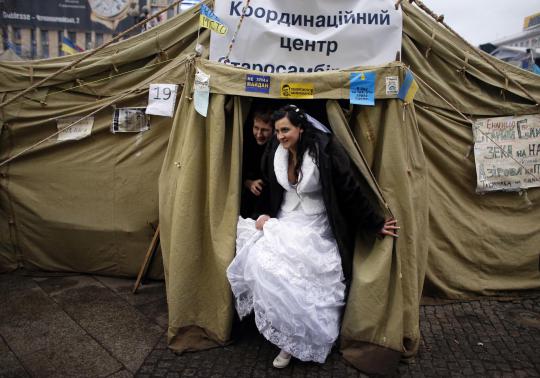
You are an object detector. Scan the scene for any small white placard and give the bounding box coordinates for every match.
[146,84,179,117]
[57,116,94,141]
[194,69,210,117]
[385,76,399,96]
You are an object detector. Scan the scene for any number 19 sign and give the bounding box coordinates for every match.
[146,84,179,117]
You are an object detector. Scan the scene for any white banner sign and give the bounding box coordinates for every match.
[146,84,179,118]
[57,116,94,141]
[210,0,402,73]
[473,114,540,192]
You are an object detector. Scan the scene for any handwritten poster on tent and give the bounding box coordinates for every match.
[209,0,402,72]
[57,116,94,141]
[472,114,540,192]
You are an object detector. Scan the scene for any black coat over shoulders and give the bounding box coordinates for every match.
[240,138,267,219]
[258,132,385,282]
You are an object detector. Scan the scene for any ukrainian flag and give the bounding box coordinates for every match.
[61,36,83,55]
[398,69,419,103]
[199,4,228,35]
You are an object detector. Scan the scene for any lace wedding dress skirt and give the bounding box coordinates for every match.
[227,145,346,363]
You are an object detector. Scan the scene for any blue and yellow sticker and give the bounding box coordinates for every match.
[245,74,271,94]
[350,72,376,106]
[280,82,314,99]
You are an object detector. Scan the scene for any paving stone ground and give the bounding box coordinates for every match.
[0,272,166,378]
[1,271,539,377]
[137,295,540,378]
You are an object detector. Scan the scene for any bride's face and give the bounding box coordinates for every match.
[275,116,303,151]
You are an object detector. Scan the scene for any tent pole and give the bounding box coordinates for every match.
[132,224,160,294]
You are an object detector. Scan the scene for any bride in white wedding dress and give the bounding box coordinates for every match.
[227,105,398,368]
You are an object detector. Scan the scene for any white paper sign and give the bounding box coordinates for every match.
[385,76,399,96]
[180,0,202,12]
[473,114,540,192]
[210,0,402,72]
[146,84,179,117]
[57,116,94,141]
[194,69,210,117]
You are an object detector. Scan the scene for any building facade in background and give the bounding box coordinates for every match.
[499,12,540,49]
[0,0,199,60]
[481,12,540,71]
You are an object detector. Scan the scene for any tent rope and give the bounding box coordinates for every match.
[409,0,540,107]
[409,68,473,124]
[457,53,470,78]
[411,68,540,183]
[0,0,185,110]
[521,190,533,208]
[4,56,181,108]
[76,78,98,97]
[425,29,436,58]
[224,0,252,62]
[0,54,193,169]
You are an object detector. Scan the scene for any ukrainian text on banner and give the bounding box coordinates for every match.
[473,114,540,193]
[209,0,402,73]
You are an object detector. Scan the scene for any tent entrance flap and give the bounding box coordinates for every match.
[159,61,428,374]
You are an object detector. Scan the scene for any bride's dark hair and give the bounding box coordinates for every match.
[270,105,320,184]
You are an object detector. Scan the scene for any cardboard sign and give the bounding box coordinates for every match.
[473,114,540,192]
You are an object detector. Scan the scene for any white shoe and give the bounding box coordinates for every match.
[272,351,291,368]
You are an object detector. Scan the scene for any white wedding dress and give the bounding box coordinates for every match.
[227,144,346,363]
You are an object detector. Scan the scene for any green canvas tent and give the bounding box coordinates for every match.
[1,1,539,374]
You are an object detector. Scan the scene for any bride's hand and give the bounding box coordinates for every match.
[255,215,270,230]
[378,218,399,238]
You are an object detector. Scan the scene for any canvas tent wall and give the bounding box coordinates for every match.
[0,0,539,372]
[0,5,208,277]
[401,2,540,298]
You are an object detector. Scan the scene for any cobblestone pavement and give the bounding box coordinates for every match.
[137,295,540,378]
[1,272,538,377]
